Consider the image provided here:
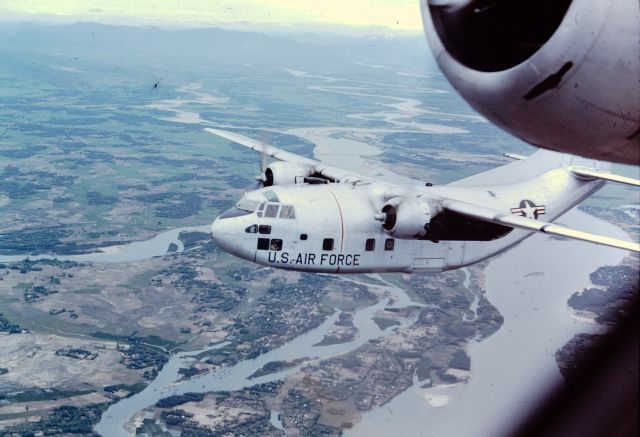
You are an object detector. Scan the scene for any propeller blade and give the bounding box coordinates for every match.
[257,131,270,186]
[261,147,269,173]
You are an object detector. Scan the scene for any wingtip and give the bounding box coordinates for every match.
[569,166,640,187]
[204,127,224,135]
[503,152,527,161]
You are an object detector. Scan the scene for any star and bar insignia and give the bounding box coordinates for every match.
[511,199,546,219]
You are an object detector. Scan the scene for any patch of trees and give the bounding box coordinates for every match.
[449,349,471,371]
[155,392,205,408]
[568,265,639,324]
[6,403,110,436]
[0,312,22,334]
[161,408,194,426]
[0,145,47,159]
[103,382,148,396]
[86,191,118,205]
[24,285,58,303]
[155,194,203,219]
[56,347,98,360]
[136,192,204,219]
[177,367,201,378]
[117,343,168,375]
[0,258,83,273]
[0,228,71,254]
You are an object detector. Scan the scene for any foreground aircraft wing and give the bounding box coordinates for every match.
[206,128,378,184]
[443,199,640,252]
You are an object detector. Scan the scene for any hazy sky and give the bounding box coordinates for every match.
[0,0,424,33]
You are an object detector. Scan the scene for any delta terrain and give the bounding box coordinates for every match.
[0,23,637,436]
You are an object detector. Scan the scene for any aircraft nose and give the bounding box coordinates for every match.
[210,218,229,250]
[210,216,246,258]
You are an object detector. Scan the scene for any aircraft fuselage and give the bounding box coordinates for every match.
[210,166,603,274]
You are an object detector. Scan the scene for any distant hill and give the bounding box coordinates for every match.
[0,21,434,78]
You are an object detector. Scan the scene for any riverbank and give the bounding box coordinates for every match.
[348,208,628,437]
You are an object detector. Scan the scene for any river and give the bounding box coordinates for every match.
[0,225,209,264]
[95,274,422,436]
[347,209,627,437]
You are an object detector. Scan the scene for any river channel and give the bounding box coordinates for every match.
[95,273,421,436]
[348,209,627,437]
[0,225,210,264]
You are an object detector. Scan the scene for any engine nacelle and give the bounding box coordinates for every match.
[380,197,442,239]
[421,0,640,164]
[262,162,313,186]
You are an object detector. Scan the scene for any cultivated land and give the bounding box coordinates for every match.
[0,22,637,436]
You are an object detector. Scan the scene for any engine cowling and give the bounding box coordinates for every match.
[262,162,313,186]
[380,197,442,239]
[420,0,640,164]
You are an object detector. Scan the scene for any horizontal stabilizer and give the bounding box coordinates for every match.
[443,199,639,252]
[569,166,640,187]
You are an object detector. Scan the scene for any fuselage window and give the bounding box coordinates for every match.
[279,205,295,219]
[270,239,283,251]
[365,238,375,251]
[259,225,271,234]
[384,238,395,251]
[257,238,270,250]
[300,234,308,241]
[245,225,257,233]
[265,204,279,218]
[323,238,334,251]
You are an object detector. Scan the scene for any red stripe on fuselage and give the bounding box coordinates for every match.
[325,186,345,273]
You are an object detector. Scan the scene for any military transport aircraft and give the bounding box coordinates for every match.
[207,128,639,274]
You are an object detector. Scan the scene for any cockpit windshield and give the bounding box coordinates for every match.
[218,196,261,219]
[236,198,261,212]
[219,191,292,220]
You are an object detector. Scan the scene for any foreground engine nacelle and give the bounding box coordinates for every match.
[262,162,313,186]
[380,197,442,239]
[421,0,640,164]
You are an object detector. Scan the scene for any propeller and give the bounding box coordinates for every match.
[255,131,273,187]
[374,205,397,231]
[380,204,397,230]
[374,194,442,238]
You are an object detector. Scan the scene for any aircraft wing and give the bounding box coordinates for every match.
[206,128,318,167]
[206,128,382,184]
[442,199,640,252]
